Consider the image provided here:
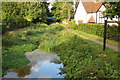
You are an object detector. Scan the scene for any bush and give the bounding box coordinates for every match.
[33,23,48,28]
[16,16,30,28]
[2,16,31,33]
[107,25,120,41]
[23,30,33,35]
[77,23,120,41]
[8,44,36,54]
[68,21,78,29]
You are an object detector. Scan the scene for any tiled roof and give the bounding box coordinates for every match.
[82,2,102,13]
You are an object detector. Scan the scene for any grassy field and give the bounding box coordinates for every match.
[2,23,120,79]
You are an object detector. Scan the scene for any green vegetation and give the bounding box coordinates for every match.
[2,23,64,75]
[103,2,120,23]
[2,23,119,79]
[2,23,47,75]
[66,21,120,47]
[58,36,119,79]
[51,2,74,22]
[2,2,50,33]
[68,22,120,41]
[38,24,119,79]
[68,21,78,29]
[72,29,120,47]
[78,23,119,41]
[2,1,120,79]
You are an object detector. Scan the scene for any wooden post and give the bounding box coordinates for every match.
[103,20,107,51]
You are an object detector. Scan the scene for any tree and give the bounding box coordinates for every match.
[51,2,74,22]
[15,2,49,23]
[103,2,120,22]
[2,2,50,32]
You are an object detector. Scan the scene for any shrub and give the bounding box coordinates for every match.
[107,25,120,41]
[33,23,48,28]
[20,35,28,41]
[68,21,78,29]
[8,44,36,54]
[77,23,120,41]
[2,51,29,75]
[16,16,30,28]
[23,30,33,35]
[2,16,30,33]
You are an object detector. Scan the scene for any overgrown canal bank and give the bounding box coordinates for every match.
[3,49,65,78]
[2,23,120,79]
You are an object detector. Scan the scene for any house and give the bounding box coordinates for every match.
[74,0,118,25]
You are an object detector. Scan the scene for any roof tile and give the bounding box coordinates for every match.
[82,2,102,13]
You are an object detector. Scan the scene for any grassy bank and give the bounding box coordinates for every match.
[2,23,120,79]
[2,23,64,75]
[38,24,119,79]
[64,23,120,48]
[72,30,120,47]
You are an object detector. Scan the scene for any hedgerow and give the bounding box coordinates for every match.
[77,23,120,41]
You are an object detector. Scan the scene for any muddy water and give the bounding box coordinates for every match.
[3,49,65,78]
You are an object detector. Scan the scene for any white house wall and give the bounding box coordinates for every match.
[96,12,105,23]
[74,2,118,25]
[74,3,106,24]
[97,5,106,24]
[74,0,87,24]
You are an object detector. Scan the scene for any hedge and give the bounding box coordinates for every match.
[77,23,120,41]
[2,16,30,33]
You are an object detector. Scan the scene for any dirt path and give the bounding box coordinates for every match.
[65,28,120,52]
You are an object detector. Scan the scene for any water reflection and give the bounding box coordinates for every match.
[3,49,65,78]
[12,65,31,77]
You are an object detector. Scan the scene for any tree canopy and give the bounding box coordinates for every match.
[51,2,74,22]
[103,2,120,20]
[2,2,50,32]
[2,2,50,22]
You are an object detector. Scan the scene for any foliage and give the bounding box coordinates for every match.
[71,29,120,47]
[103,2,120,19]
[38,24,119,79]
[8,44,36,54]
[75,23,120,41]
[68,21,78,29]
[2,23,49,75]
[51,2,74,22]
[2,23,119,79]
[33,23,48,28]
[2,2,49,33]
[56,36,119,79]
[2,16,30,33]
[2,52,29,75]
